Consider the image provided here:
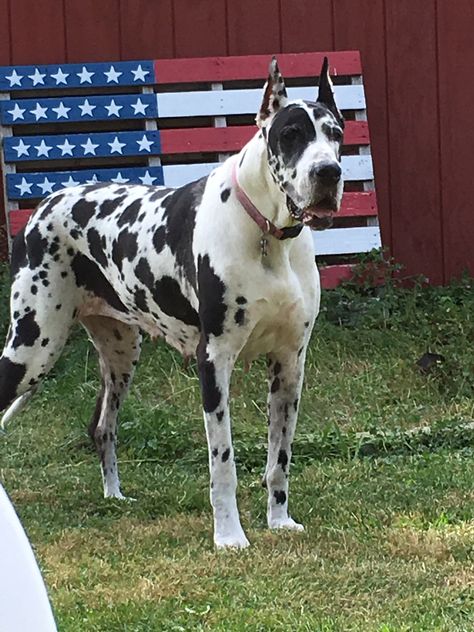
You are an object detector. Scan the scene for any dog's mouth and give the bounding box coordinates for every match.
[287,196,337,230]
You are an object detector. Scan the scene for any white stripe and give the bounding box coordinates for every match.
[162,155,372,189]
[312,226,381,255]
[157,84,365,118]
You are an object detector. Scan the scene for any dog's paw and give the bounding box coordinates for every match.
[104,491,136,502]
[268,517,304,532]
[215,532,250,550]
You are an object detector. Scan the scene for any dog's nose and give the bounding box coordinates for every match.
[311,162,342,184]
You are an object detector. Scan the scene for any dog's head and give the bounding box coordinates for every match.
[256,57,344,229]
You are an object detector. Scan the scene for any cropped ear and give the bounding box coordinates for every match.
[317,56,344,127]
[256,57,289,128]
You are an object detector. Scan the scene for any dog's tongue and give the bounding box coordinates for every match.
[303,205,334,219]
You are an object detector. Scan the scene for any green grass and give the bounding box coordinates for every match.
[2,266,474,631]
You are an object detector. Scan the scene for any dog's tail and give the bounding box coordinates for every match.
[1,389,36,431]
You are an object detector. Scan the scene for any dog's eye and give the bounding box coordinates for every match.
[281,125,300,142]
[331,128,343,143]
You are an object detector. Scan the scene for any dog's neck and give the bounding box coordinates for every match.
[233,130,296,230]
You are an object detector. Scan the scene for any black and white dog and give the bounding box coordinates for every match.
[0,57,344,548]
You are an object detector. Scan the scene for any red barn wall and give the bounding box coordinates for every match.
[0,0,471,284]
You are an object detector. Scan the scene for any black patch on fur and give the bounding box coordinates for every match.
[0,357,26,411]
[25,225,48,269]
[117,199,142,227]
[152,276,200,327]
[12,311,40,348]
[274,490,286,505]
[268,105,316,168]
[152,226,166,253]
[236,296,247,305]
[197,337,221,413]
[221,448,230,462]
[216,411,224,422]
[97,196,128,219]
[72,254,128,313]
[10,229,27,278]
[71,199,97,228]
[271,377,280,393]
[163,178,206,288]
[112,229,138,272]
[220,188,231,203]
[134,288,149,313]
[197,254,227,337]
[87,228,108,268]
[277,449,288,470]
[134,257,155,290]
[273,362,282,376]
[234,309,245,325]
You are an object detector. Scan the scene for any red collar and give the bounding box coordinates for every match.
[231,162,303,241]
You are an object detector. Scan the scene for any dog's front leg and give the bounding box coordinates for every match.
[197,336,249,549]
[264,348,307,531]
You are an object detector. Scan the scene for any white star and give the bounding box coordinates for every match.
[57,138,76,156]
[131,98,149,116]
[77,66,94,84]
[105,99,123,117]
[136,135,154,152]
[51,67,69,85]
[111,172,130,184]
[28,68,46,86]
[104,65,122,83]
[78,99,96,117]
[12,139,30,157]
[35,140,53,157]
[108,136,126,154]
[5,70,23,87]
[15,177,33,195]
[139,170,157,185]
[86,174,100,184]
[52,102,71,119]
[29,102,48,121]
[7,103,26,121]
[61,176,80,188]
[132,64,149,82]
[81,138,99,155]
[37,177,55,195]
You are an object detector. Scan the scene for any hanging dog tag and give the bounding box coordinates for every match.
[260,236,268,257]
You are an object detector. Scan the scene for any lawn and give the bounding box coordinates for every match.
[1,266,474,631]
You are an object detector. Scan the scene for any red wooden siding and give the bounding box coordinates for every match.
[0,0,470,284]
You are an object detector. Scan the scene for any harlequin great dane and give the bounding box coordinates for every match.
[0,57,344,549]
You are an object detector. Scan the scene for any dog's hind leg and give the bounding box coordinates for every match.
[263,347,307,532]
[80,315,142,500]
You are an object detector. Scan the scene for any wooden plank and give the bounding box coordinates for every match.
[64,0,120,62]
[312,226,381,256]
[0,0,11,65]
[320,264,354,289]
[333,0,392,255]
[173,0,227,58]
[227,0,280,56]
[385,0,443,283]
[10,0,66,65]
[119,0,174,59]
[0,94,157,125]
[10,209,32,236]
[160,122,369,154]
[280,0,334,52]
[154,51,361,83]
[437,0,474,281]
[156,84,365,118]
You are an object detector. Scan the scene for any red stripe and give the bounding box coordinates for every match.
[339,192,377,217]
[9,209,33,236]
[160,120,368,155]
[320,264,355,289]
[154,51,361,84]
